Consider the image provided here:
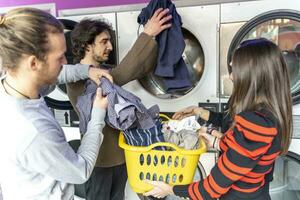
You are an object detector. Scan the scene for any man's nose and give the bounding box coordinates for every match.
[107,41,113,51]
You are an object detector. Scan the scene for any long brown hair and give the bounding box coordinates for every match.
[228,38,293,154]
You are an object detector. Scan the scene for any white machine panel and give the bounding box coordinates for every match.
[117,5,220,112]
[221,0,300,23]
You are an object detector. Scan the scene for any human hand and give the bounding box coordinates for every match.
[202,126,224,139]
[172,106,203,120]
[198,130,220,150]
[143,180,174,198]
[88,66,113,85]
[143,8,172,37]
[210,129,224,139]
[93,88,108,109]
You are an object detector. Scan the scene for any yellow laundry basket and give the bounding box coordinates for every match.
[119,114,206,193]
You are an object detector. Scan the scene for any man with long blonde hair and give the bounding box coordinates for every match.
[0,8,113,200]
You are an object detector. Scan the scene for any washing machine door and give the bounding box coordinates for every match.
[225,9,300,104]
[270,151,300,200]
[138,27,205,99]
[45,19,77,110]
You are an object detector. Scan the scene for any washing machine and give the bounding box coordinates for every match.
[271,122,300,200]
[219,0,300,98]
[219,0,300,199]
[118,4,220,112]
[276,104,300,200]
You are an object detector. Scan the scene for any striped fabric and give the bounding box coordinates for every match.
[173,109,281,200]
[122,118,165,149]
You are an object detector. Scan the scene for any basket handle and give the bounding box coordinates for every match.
[146,141,185,152]
[159,113,171,122]
[119,132,206,154]
[142,114,178,151]
[142,139,206,154]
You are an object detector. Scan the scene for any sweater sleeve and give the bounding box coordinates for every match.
[111,32,158,86]
[38,64,90,96]
[21,107,106,184]
[57,64,90,84]
[207,111,224,127]
[173,111,278,199]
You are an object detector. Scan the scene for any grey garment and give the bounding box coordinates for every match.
[39,64,90,96]
[77,91,94,134]
[0,70,105,199]
[162,127,199,150]
[58,64,90,84]
[101,78,159,130]
[77,78,159,133]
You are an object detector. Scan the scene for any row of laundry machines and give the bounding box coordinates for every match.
[13,0,300,199]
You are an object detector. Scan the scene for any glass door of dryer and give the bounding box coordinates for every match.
[220,10,300,105]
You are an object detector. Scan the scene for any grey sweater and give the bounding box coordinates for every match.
[0,64,105,200]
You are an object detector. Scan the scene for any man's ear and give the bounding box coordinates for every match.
[27,55,40,71]
[86,44,92,52]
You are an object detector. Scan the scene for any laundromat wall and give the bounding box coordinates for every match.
[0,0,255,13]
[0,0,149,14]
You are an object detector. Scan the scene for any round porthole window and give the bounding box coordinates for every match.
[139,28,205,99]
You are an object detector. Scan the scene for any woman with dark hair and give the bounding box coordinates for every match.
[143,39,293,200]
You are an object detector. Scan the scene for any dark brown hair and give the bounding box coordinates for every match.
[229,38,293,154]
[71,18,113,63]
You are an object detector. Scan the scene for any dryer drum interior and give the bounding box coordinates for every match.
[138,28,205,99]
[226,9,300,105]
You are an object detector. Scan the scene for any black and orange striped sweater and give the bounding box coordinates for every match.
[173,109,281,200]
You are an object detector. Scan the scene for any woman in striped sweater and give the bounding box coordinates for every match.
[144,38,293,200]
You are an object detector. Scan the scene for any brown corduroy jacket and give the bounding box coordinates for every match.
[66,32,158,167]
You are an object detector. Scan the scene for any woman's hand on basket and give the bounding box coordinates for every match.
[198,128,220,150]
[143,180,174,198]
[172,106,203,120]
[199,126,224,139]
